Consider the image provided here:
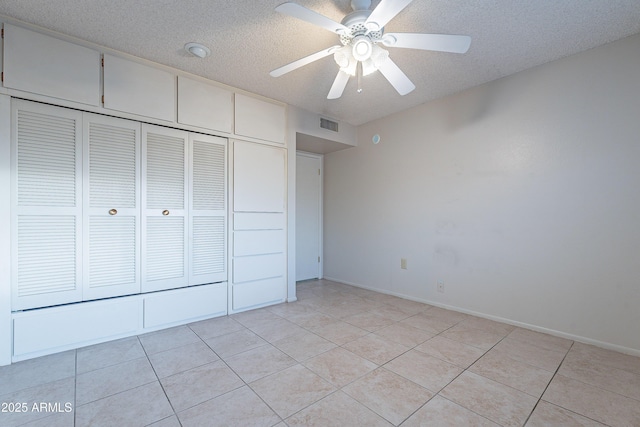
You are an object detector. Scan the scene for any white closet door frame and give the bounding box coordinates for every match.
[141,124,189,292]
[11,100,84,310]
[189,133,228,285]
[82,113,141,301]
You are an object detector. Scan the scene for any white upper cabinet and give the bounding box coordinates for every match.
[178,76,233,134]
[3,24,101,106]
[234,94,286,144]
[142,124,189,292]
[103,54,176,122]
[233,141,286,213]
[11,100,84,310]
[83,114,141,301]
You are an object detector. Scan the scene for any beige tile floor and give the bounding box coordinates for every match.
[1,279,639,426]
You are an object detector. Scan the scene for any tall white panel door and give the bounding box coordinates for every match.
[142,124,189,292]
[189,134,227,285]
[296,153,322,281]
[11,100,83,310]
[232,141,287,311]
[83,114,141,300]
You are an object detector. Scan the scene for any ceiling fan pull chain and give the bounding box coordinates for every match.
[357,62,363,93]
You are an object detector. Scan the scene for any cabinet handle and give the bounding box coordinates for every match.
[162,210,170,216]
[109,209,118,216]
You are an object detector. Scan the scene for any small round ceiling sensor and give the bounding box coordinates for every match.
[372,134,381,144]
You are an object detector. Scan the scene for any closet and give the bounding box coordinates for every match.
[12,100,227,310]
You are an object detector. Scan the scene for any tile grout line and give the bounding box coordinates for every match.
[193,322,286,425]
[423,329,518,426]
[529,339,638,426]
[279,300,462,425]
[380,318,487,426]
[73,349,77,427]
[520,340,574,426]
[138,334,181,425]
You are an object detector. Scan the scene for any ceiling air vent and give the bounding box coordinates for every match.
[320,118,339,133]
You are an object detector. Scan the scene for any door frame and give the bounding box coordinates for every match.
[295,151,323,281]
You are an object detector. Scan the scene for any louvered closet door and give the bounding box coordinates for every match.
[189,134,227,285]
[11,100,83,310]
[142,124,189,292]
[83,114,141,300]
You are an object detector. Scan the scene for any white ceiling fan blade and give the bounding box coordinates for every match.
[382,33,471,54]
[276,2,349,34]
[377,58,415,96]
[327,70,350,99]
[365,0,414,32]
[270,45,341,77]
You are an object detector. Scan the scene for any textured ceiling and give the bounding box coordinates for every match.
[1,1,640,125]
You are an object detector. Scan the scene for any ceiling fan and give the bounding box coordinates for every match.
[270,0,471,99]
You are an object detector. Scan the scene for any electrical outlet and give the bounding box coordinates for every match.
[400,258,407,270]
[437,280,444,293]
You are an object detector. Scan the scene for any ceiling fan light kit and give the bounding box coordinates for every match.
[270,0,471,99]
[352,36,373,61]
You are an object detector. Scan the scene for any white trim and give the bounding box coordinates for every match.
[227,140,235,312]
[323,276,640,358]
[286,132,297,302]
[0,94,13,365]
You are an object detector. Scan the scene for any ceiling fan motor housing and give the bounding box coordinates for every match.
[340,11,383,46]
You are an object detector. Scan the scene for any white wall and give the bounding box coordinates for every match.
[324,33,640,354]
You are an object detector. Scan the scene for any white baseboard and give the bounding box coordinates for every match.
[322,276,640,357]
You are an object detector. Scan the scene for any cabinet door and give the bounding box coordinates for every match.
[103,54,175,122]
[178,76,233,134]
[3,24,101,106]
[83,114,141,300]
[11,100,83,310]
[233,141,286,213]
[189,134,227,285]
[142,125,189,292]
[234,94,286,144]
